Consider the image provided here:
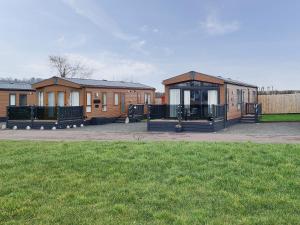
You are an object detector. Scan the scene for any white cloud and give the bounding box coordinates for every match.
[130,40,149,55]
[62,0,150,54]
[200,12,240,35]
[64,52,160,82]
[140,25,159,33]
[55,34,87,49]
[62,0,137,41]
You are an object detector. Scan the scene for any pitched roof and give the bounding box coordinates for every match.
[61,77,155,90]
[0,81,34,91]
[163,71,257,88]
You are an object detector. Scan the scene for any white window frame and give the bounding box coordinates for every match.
[86,92,92,113]
[9,94,16,106]
[114,93,119,106]
[144,93,151,104]
[38,92,44,106]
[70,91,80,106]
[58,92,65,107]
[102,93,107,112]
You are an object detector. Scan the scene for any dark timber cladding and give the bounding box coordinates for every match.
[32,77,156,123]
[0,81,36,121]
[147,71,259,132]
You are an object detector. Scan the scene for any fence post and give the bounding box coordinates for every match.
[57,107,60,127]
[31,106,34,128]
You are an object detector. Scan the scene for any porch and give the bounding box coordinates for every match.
[147,104,226,132]
[6,106,84,129]
[147,103,262,132]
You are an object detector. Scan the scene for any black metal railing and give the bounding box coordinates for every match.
[148,104,225,121]
[58,107,84,121]
[7,106,32,120]
[128,104,145,121]
[7,106,84,122]
[246,103,262,116]
[245,103,262,122]
[35,107,58,120]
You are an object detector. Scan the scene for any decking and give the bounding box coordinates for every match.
[6,106,84,129]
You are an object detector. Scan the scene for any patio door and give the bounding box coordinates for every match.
[169,89,181,117]
[58,92,65,107]
[47,92,55,118]
[48,92,55,106]
[208,90,218,114]
[183,90,190,115]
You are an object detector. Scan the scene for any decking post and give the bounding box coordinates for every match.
[57,107,60,128]
[30,106,34,128]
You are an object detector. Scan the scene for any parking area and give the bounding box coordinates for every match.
[0,122,300,143]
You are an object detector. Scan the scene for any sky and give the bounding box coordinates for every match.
[0,0,300,91]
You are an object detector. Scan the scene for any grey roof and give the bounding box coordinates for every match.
[220,77,257,88]
[62,77,155,89]
[0,81,34,90]
[191,71,257,88]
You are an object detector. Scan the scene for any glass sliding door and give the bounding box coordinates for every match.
[169,89,181,117]
[48,92,55,106]
[208,90,218,114]
[58,92,65,107]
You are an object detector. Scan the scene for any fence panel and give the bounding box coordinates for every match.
[258,93,300,114]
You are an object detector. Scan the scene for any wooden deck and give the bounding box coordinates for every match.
[147,119,225,132]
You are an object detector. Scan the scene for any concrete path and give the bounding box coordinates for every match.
[0,122,299,144]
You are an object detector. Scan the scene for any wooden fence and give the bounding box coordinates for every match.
[258,93,300,114]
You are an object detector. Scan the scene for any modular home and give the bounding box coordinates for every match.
[32,77,155,124]
[148,71,260,132]
[0,81,35,121]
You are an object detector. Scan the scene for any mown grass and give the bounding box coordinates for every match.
[0,141,300,225]
[261,114,300,122]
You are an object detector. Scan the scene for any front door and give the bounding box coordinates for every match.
[121,94,126,114]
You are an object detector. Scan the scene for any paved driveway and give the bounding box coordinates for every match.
[0,122,300,143]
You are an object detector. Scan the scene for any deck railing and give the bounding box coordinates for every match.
[128,104,145,121]
[147,104,225,121]
[245,103,262,122]
[7,106,84,122]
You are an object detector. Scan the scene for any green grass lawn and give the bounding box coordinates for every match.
[261,113,300,122]
[0,141,300,225]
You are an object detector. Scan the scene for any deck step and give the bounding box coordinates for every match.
[240,115,257,123]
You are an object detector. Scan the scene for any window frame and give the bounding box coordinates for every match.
[144,93,151,104]
[9,94,16,106]
[38,91,44,106]
[114,93,119,106]
[86,92,92,113]
[57,92,65,107]
[102,92,107,112]
[19,94,27,106]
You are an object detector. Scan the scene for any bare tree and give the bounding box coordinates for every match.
[49,55,93,78]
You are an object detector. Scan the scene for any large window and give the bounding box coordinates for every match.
[102,93,107,111]
[58,92,65,106]
[172,81,218,88]
[19,94,27,106]
[9,94,16,106]
[144,93,151,104]
[114,93,119,106]
[70,91,80,106]
[48,92,55,107]
[38,92,44,106]
[86,92,92,113]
